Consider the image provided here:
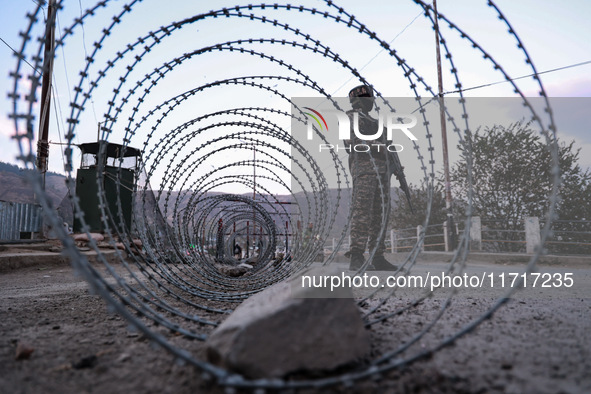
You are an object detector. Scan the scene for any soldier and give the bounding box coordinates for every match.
[346,84,399,271]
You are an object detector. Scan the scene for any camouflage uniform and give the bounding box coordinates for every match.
[346,109,391,256]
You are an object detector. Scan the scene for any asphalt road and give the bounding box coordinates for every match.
[1,257,590,393]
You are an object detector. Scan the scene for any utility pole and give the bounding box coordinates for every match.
[35,0,57,239]
[433,0,457,250]
[37,0,57,189]
[252,143,257,254]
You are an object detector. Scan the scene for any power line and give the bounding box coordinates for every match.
[331,11,424,96]
[30,0,45,8]
[54,9,80,145]
[445,60,591,95]
[77,0,99,125]
[51,83,68,172]
[0,36,42,75]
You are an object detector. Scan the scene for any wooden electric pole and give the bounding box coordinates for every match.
[37,0,57,190]
[433,0,457,250]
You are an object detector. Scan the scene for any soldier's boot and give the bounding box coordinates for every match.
[371,255,400,271]
[349,251,375,271]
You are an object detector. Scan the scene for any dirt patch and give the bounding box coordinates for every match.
[1,264,590,393]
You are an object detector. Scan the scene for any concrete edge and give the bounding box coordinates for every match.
[0,249,128,273]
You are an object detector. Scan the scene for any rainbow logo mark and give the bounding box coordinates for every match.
[303,107,328,131]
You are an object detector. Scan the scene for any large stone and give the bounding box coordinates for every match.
[205,268,370,378]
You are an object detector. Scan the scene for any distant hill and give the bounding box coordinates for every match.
[0,162,69,207]
[0,162,400,237]
[0,161,73,224]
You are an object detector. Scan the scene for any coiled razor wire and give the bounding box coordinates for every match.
[8,0,561,389]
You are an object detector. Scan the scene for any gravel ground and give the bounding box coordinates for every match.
[1,260,590,394]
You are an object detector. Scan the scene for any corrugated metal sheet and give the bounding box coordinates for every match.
[0,201,42,240]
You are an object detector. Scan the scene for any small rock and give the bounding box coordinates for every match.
[218,265,249,277]
[72,233,105,243]
[243,256,259,265]
[116,353,131,363]
[72,355,97,369]
[15,342,34,360]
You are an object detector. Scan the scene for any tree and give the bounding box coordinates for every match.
[390,181,449,251]
[390,181,447,229]
[450,121,591,253]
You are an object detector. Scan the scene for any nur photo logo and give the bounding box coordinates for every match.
[299,104,418,153]
[303,107,329,132]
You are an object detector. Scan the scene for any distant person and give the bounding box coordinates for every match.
[233,243,242,260]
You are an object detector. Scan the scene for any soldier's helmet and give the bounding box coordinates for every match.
[348,84,374,112]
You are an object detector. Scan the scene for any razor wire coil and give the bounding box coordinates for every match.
[7,0,561,389]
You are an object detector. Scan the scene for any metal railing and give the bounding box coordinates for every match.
[326,217,591,255]
[540,219,591,255]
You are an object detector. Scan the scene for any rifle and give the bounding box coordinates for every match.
[349,110,415,214]
[387,151,415,215]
